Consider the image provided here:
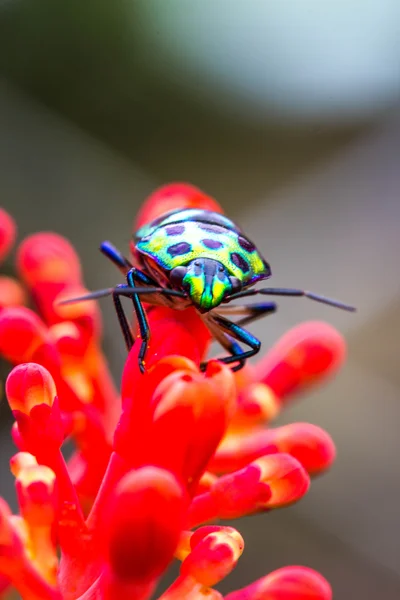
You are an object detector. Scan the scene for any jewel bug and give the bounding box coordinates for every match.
[62,207,355,373]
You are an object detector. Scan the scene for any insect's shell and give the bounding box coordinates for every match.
[134,208,271,288]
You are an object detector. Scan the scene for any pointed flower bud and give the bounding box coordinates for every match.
[210,422,335,476]
[181,526,244,587]
[188,454,309,527]
[6,363,56,414]
[256,321,346,404]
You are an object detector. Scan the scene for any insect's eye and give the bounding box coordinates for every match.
[170,266,187,287]
[229,276,242,293]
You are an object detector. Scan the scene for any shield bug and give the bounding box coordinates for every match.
[62,207,355,372]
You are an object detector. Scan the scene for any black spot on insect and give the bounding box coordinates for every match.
[202,238,223,250]
[231,252,250,273]
[238,235,255,253]
[167,242,192,257]
[166,224,185,236]
[198,223,226,234]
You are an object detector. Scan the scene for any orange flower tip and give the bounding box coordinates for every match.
[16,232,82,287]
[225,566,332,600]
[210,454,309,517]
[10,452,38,477]
[190,525,244,552]
[16,465,57,525]
[0,276,27,309]
[194,472,218,495]
[0,209,16,262]
[181,527,244,587]
[236,383,280,426]
[175,530,192,561]
[106,467,188,582]
[17,464,56,490]
[254,454,310,508]
[275,423,336,475]
[6,363,56,414]
[134,183,224,231]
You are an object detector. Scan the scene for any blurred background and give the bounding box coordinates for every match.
[1,1,400,597]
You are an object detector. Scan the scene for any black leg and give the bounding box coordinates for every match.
[126,270,150,373]
[209,314,262,371]
[112,284,134,351]
[100,241,158,286]
[100,242,160,373]
[201,318,246,372]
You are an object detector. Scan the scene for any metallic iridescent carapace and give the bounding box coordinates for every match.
[134,208,271,311]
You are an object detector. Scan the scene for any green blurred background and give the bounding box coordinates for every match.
[1,1,400,598]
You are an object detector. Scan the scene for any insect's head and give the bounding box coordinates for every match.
[170,258,242,312]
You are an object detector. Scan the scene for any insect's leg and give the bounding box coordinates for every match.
[100,240,133,273]
[126,269,151,373]
[211,314,262,371]
[217,301,277,326]
[112,284,135,351]
[200,319,246,372]
[100,241,159,286]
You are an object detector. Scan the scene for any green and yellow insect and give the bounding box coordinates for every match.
[63,207,355,373]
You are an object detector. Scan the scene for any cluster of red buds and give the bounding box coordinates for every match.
[0,184,345,599]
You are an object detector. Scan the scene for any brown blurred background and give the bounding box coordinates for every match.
[1,1,400,598]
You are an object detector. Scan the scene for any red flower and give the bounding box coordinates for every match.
[0,184,341,599]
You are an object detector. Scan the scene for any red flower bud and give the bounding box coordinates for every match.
[256,321,346,402]
[105,467,188,583]
[6,363,56,414]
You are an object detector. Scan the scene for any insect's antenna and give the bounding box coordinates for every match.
[58,286,186,305]
[230,287,356,312]
[291,290,356,311]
